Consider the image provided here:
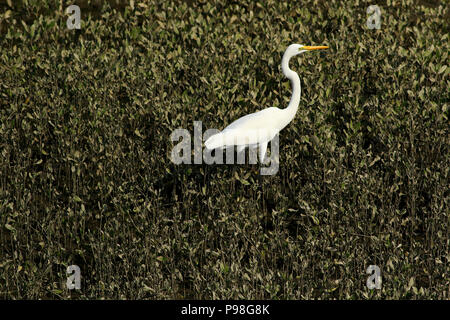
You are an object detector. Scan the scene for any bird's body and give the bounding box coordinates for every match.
[205,44,328,162]
[205,107,293,161]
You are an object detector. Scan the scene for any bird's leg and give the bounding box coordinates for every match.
[262,175,265,212]
[259,141,268,165]
[258,168,264,212]
[204,163,209,196]
[232,157,236,193]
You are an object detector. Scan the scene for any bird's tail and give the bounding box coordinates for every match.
[205,129,271,150]
[204,133,225,150]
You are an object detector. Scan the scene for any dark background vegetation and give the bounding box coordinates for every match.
[0,0,448,299]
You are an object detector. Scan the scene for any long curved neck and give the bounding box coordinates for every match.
[281,53,301,124]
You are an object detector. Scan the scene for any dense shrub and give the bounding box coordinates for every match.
[0,0,448,299]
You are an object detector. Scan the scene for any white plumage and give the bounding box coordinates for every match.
[205,44,328,163]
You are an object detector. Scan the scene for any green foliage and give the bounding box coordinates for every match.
[0,0,448,299]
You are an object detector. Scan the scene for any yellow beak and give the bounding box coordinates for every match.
[302,45,329,51]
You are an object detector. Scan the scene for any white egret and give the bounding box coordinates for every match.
[205,44,328,163]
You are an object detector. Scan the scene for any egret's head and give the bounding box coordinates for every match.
[285,44,329,58]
